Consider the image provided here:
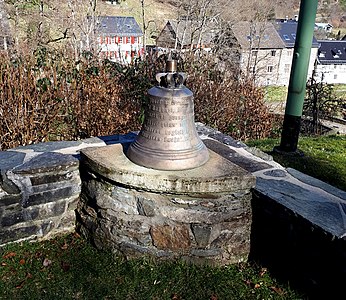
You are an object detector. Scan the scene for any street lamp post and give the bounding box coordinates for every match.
[277,0,319,153]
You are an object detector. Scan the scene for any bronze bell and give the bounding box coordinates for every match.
[126,59,209,170]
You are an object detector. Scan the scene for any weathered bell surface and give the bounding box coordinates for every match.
[126,59,209,170]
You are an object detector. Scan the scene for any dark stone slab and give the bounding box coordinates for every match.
[15,140,82,152]
[24,186,77,207]
[0,224,39,244]
[204,139,272,173]
[1,208,39,227]
[0,151,26,172]
[30,172,79,186]
[287,168,346,200]
[256,177,346,237]
[99,132,137,145]
[82,137,105,144]
[0,194,21,207]
[207,132,247,148]
[250,190,346,300]
[263,169,287,178]
[195,123,247,148]
[13,152,79,175]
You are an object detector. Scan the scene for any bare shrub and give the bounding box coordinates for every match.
[0,50,153,150]
[0,49,277,150]
[184,54,276,141]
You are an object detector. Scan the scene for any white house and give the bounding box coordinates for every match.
[315,40,346,84]
[95,16,144,63]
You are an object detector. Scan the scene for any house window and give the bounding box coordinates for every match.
[334,64,337,69]
[267,65,273,73]
[283,34,290,41]
[133,37,138,43]
[111,37,116,44]
[119,37,123,44]
[266,78,271,85]
[271,50,276,56]
[291,34,296,40]
[126,37,130,44]
[334,74,337,80]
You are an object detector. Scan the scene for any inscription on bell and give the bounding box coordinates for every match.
[142,97,193,144]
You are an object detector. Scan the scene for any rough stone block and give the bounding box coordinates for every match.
[0,225,39,244]
[25,186,79,207]
[0,193,21,207]
[191,224,212,248]
[30,170,80,186]
[150,224,191,251]
[13,152,79,175]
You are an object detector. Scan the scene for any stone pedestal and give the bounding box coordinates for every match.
[77,143,255,265]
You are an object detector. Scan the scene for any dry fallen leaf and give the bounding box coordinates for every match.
[43,258,52,267]
[259,268,267,277]
[15,280,25,289]
[61,261,70,272]
[3,252,16,259]
[270,286,285,295]
[19,259,26,265]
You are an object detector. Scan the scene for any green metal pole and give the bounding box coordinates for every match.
[278,0,318,152]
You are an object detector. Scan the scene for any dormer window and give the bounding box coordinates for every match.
[331,50,339,58]
[283,34,290,41]
[291,34,296,40]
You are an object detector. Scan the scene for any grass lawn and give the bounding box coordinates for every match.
[333,84,346,99]
[263,84,346,103]
[263,86,288,103]
[0,233,300,299]
[247,134,346,192]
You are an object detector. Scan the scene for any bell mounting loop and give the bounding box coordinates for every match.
[156,59,186,89]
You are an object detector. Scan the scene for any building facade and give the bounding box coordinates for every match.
[275,20,319,86]
[95,16,144,63]
[232,21,285,86]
